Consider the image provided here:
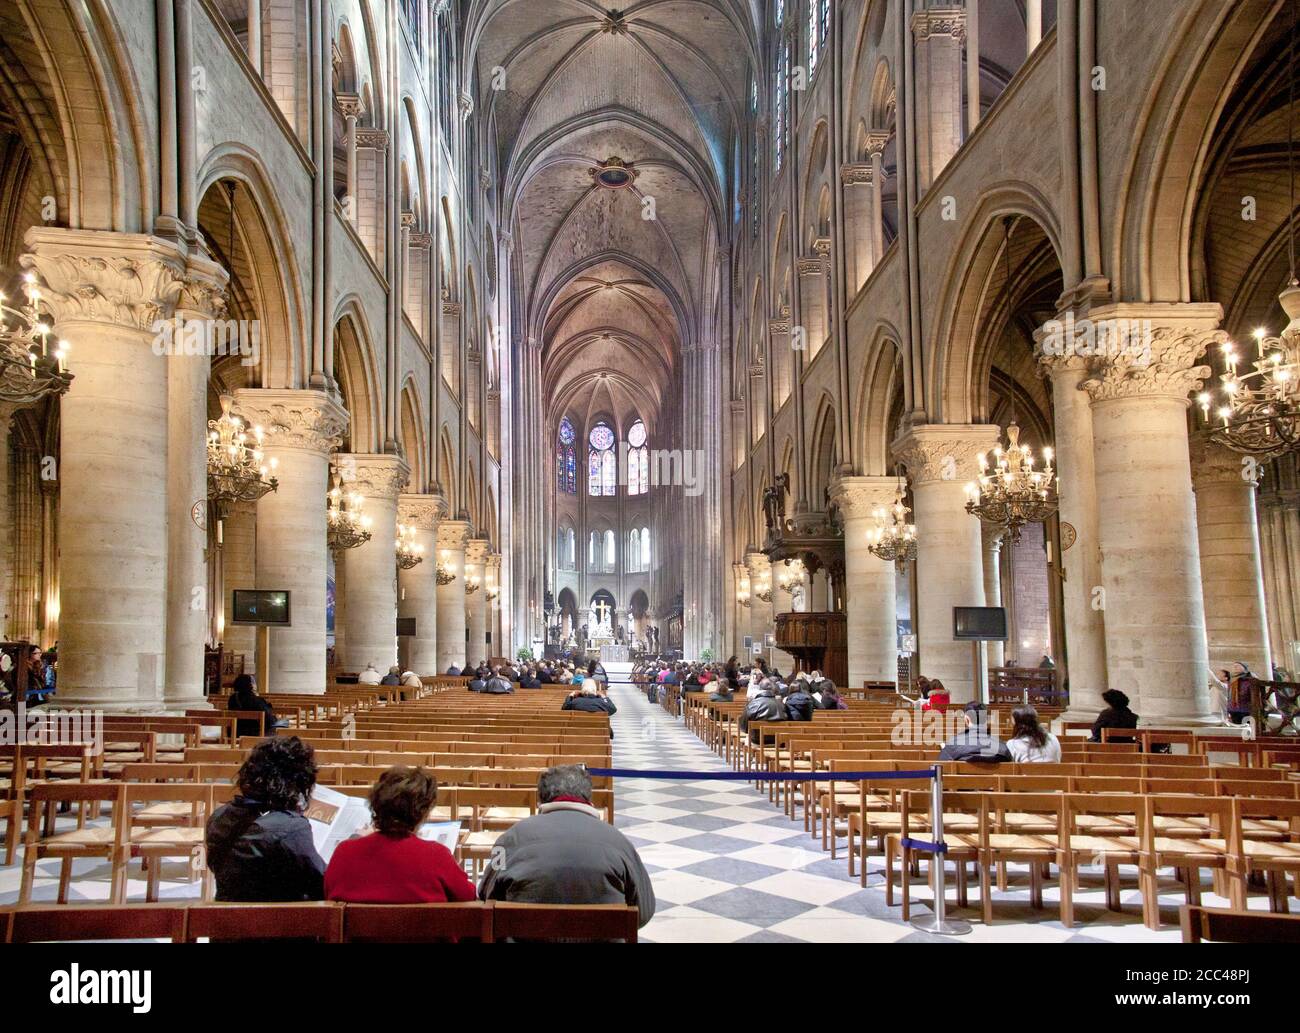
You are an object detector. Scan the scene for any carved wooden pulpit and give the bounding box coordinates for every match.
[774,612,847,687]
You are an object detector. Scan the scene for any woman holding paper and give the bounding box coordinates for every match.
[324,767,475,904]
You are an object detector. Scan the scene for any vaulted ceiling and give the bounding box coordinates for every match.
[469,0,756,432]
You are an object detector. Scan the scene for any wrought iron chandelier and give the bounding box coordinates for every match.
[327,468,372,551]
[1198,12,1300,460]
[435,550,456,586]
[395,523,424,570]
[866,476,917,568]
[964,217,1059,544]
[465,571,481,595]
[735,579,751,608]
[753,573,772,604]
[207,394,278,520]
[0,272,73,406]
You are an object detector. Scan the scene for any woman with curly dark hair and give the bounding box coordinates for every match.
[324,767,475,903]
[205,736,326,901]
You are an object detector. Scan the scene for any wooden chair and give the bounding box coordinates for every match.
[1138,794,1235,930]
[183,902,343,942]
[1060,792,1149,927]
[342,902,493,942]
[3,903,187,943]
[1229,796,1300,913]
[984,791,1066,920]
[490,902,639,942]
[19,783,125,904]
[886,789,985,922]
[121,784,211,902]
[1181,904,1300,943]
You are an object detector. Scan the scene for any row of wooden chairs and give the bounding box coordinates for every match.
[0,900,639,943]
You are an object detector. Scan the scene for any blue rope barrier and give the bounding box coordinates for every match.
[900,837,947,854]
[583,766,938,781]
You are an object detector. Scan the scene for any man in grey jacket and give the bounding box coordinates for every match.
[478,765,655,929]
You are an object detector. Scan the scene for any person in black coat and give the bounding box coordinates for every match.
[205,737,325,901]
[739,682,786,743]
[1090,689,1139,743]
[938,702,1012,763]
[228,673,280,738]
[563,679,617,714]
[783,683,818,721]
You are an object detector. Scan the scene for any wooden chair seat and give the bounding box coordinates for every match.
[1067,834,1141,859]
[135,801,202,822]
[1243,839,1300,861]
[42,826,117,850]
[1150,837,1230,860]
[986,832,1058,853]
[128,827,205,849]
[462,829,503,849]
[481,806,531,821]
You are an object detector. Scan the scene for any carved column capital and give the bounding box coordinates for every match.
[398,492,448,529]
[840,163,873,186]
[891,423,1002,486]
[335,92,364,119]
[437,519,472,552]
[465,537,491,565]
[1075,304,1224,405]
[911,7,966,42]
[356,128,389,150]
[829,475,899,520]
[1190,438,1258,489]
[232,388,350,456]
[340,453,411,501]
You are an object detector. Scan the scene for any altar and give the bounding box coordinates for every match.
[600,643,629,663]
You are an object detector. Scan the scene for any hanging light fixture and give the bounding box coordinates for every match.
[964,216,1059,544]
[327,466,372,551]
[867,474,917,568]
[435,549,457,586]
[735,577,752,608]
[0,271,73,405]
[753,572,773,604]
[465,571,482,595]
[207,394,278,522]
[395,523,424,569]
[1198,2,1300,460]
[776,557,806,593]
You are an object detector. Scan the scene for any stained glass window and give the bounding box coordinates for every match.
[627,420,648,495]
[808,0,820,77]
[557,418,576,494]
[641,526,651,570]
[589,423,616,496]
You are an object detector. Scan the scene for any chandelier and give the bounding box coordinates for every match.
[436,550,456,586]
[776,558,806,593]
[395,523,424,570]
[327,469,372,551]
[486,577,500,603]
[736,579,751,608]
[965,217,1059,544]
[867,478,917,568]
[0,272,73,405]
[465,571,482,595]
[1199,3,1300,459]
[753,574,772,604]
[207,394,278,520]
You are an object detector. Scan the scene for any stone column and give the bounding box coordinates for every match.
[910,8,966,192]
[831,475,899,686]
[732,560,749,657]
[397,492,444,674]
[336,94,363,223]
[840,164,874,293]
[487,553,503,658]
[981,522,1006,669]
[165,253,229,710]
[22,229,192,709]
[1081,306,1220,723]
[336,453,409,672]
[0,403,16,641]
[797,256,827,357]
[1037,350,1109,718]
[865,132,889,263]
[465,537,490,667]
[1191,439,1271,677]
[436,519,471,671]
[247,0,262,74]
[1026,0,1043,51]
[894,423,1001,702]
[233,388,348,694]
[745,551,774,667]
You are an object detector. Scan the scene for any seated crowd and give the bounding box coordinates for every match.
[205,738,655,925]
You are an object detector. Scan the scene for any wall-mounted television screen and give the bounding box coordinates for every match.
[953,606,1007,641]
[231,590,292,626]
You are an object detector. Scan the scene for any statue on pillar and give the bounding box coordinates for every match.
[763,472,790,532]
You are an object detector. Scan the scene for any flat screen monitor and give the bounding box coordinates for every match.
[953,606,1007,641]
[230,590,292,626]
[397,617,416,637]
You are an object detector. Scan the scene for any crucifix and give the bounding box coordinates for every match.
[592,599,612,627]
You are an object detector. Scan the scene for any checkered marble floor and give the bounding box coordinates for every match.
[609,681,1205,943]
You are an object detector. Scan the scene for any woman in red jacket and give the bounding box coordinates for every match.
[325,767,475,903]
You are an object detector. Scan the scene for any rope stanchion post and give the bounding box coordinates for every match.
[909,766,971,936]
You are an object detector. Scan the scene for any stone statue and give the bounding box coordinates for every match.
[763,472,790,531]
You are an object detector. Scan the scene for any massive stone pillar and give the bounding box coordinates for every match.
[465,537,490,667]
[234,388,348,694]
[336,453,409,672]
[1082,306,1219,723]
[487,553,503,659]
[910,7,966,192]
[745,551,774,668]
[1038,351,1109,718]
[436,519,471,672]
[22,229,191,709]
[831,476,899,686]
[894,424,1000,702]
[1258,472,1300,675]
[165,254,228,709]
[397,492,443,674]
[797,256,827,357]
[1191,440,1271,678]
[0,403,17,641]
[981,523,1006,669]
[841,164,874,294]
